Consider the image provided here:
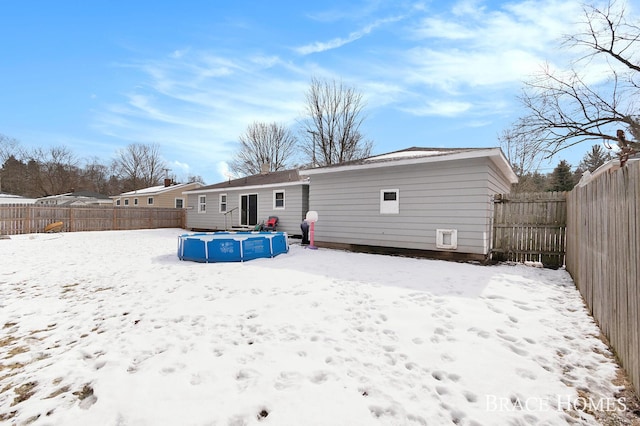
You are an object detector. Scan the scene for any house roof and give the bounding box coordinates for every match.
[70,191,111,199]
[113,182,202,198]
[0,193,36,204]
[185,169,308,194]
[301,147,518,184]
[37,191,111,201]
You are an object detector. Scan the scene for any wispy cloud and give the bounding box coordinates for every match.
[401,100,472,117]
[90,0,598,182]
[405,0,584,87]
[294,16,403,55]
[93,49,312,182]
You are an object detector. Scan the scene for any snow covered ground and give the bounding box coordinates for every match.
[0,228,634,425]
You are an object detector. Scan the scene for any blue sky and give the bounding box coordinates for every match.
[0,0,623,184]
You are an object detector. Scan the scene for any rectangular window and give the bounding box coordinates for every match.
[219,194,227,212]
[147,197,154,205]
[175,198,184,208]
[273,190,285,209]
[134,198,138,206]
[124,199,129,206]
[116,199,121,206]
[380,189,399,214]
[198,195,206,213]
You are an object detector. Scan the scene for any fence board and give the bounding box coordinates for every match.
[566,160,640,395]
[0,205,186,235]
[492,192,567,267]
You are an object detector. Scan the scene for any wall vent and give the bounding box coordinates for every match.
[436,229,458,250]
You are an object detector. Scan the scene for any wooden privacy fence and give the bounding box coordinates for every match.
[566,160,640,394]
[0,204,186,235]
[492,192,567,268]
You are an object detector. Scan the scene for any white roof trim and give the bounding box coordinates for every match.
[183,179,309,195]
[302,148,518,184]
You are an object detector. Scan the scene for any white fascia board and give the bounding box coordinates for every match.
[183,180,309,195]
[493,149,519,184]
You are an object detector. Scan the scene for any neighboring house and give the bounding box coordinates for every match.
[301,147,518,262]
[0,192,36,204]
[35,191,112,206]
[112,180,202,208]
[183,169,309,236]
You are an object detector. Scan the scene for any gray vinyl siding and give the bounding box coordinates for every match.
[185,184,308,235]
[487,160,513,195]
[307,157,509,255]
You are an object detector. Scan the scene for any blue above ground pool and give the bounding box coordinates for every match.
[177,231,289,263]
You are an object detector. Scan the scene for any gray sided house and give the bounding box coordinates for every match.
[301,147,518,261]
[183,169,309,236]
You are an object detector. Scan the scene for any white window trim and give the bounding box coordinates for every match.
[116,199,121,206]
[147,197,154,205]
[198,195,206,213]
[380,189,399,214]
[134,198,138,206]
[124,199,129,206]
[219,193,227,213]
[175,197,184,208]
[273,189,285,210]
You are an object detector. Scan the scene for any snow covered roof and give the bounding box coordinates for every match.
[114,182,202,197]
[302,147,518,184]
[0,193,37,204]
[36,191,111,201]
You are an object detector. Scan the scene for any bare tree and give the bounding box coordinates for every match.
[28,146,80,196]
[80,157,117,194]
[113,143,167,191]
[499,127,546,177]
[0,133,22,165]
[186,174,205,184]
[506,1,640,162]
[301,77,373,166]
[229,121,298,176]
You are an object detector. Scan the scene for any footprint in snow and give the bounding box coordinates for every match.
[235,368,260,391]
[440,353,456,362]
[463,391,478,403]
[382,329,398,341]
[435,385,449,395]
[274,371,304,390]
[432,370,446,381]
[468,327,491,339]
[497,333,518,343]
[309,370,331,384]
[486,303,503,314]
[516,368,537,380]
[405,361,419,371]
[508,343,529,357]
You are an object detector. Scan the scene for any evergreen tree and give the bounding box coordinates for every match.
[549,160,575,192]
[578,144,613,173]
